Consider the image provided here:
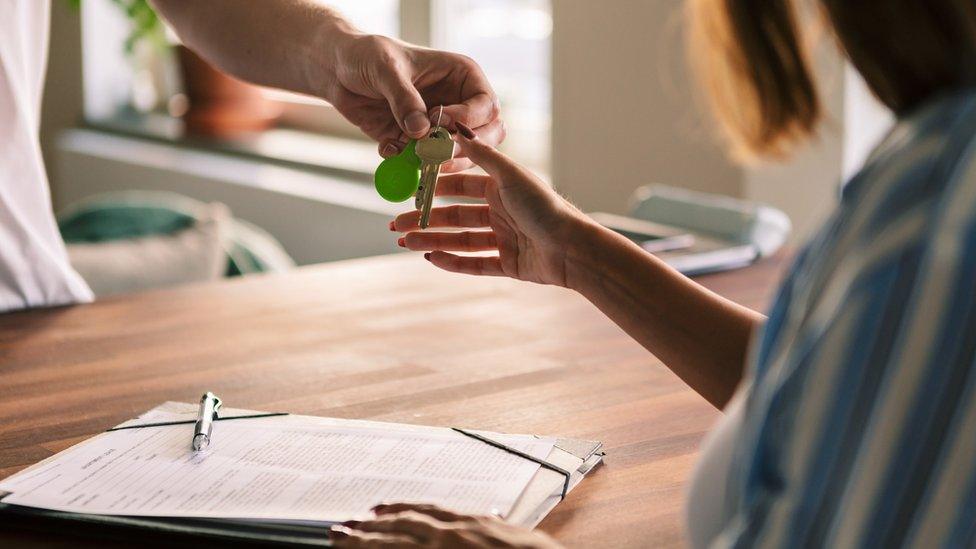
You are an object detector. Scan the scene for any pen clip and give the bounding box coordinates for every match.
[212,395,223,419]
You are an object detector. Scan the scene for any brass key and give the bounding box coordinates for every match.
[414,109,454,229]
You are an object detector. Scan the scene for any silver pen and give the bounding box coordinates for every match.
[192,392,222,452]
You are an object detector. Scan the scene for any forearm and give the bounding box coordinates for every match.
[565,219,765,409]
[149,0,355,98]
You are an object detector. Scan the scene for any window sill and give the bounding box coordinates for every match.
[53,126,407,265]
[86,110,380,184]
[87,109,553,182]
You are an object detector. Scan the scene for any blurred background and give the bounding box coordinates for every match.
[43,0,893,292]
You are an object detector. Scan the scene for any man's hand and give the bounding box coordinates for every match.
[326,34,505,172]
[147,1,503,172]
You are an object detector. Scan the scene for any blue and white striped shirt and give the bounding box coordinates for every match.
[719,89,976,548]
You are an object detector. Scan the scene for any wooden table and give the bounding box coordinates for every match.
[0,253,786,548]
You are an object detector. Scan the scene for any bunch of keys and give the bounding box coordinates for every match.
[374,106,455,228]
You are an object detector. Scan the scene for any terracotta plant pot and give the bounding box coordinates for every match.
[177,45,281,137]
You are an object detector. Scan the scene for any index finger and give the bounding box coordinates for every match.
[453,125,522,181]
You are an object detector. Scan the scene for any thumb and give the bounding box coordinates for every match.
[454,122,518,180]
[375,71,429,138]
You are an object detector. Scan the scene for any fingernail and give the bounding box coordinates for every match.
[424,252,431,261]
[404,111,429,135]
[388,220,396,231]
[381,142,400,156]
[329,526,351,539]
[397,237,406,248]
[455,122,476,140]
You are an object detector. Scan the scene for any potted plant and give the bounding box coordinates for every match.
[175,45,282,137]
[69,0,280,137]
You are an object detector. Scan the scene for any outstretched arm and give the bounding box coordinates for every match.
[566,214,765,408]
[393,125,764,409]
[149,0,503,165]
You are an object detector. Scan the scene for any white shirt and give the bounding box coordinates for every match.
[0,0,93,312]
[685,385,747,549]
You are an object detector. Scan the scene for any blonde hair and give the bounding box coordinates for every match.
[689,0,976,160]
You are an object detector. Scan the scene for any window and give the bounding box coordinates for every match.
[81,0,552,172]
[432,0,551,171]
[326,0,400,36]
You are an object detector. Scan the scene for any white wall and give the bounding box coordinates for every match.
[551,1,897,243]
[41,2,84,189]
[843,65,895,181]
[551,1,743,214]
[79,0,132,120]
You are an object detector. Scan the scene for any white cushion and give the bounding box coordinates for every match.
[67,203,229,297]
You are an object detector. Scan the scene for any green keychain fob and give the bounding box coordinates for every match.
[374,140,421,202]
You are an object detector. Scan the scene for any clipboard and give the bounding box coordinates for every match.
[0,402,604,546]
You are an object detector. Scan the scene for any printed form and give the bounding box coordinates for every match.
[0,421,554,523]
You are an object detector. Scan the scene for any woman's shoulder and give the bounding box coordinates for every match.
[835,89,976,253]
[853,89,976,205]
[750,89,976,382]
[729,91,976,549]
[869,88,976,167]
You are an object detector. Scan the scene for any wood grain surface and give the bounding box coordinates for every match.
[0,252,787,548]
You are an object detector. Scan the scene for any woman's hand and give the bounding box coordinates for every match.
[329,35,505,172]
[329,503,563,548]
[392,122,594,287]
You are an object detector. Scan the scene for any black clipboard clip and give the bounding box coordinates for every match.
[451,427,572,500]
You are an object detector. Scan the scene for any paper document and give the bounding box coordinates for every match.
[0,420,554,523]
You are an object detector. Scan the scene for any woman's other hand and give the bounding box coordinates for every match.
[392,122,594,287]
[329,503,563,548]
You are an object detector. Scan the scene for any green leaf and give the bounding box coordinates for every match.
[73,0,167,57]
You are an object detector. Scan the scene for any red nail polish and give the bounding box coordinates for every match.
[424,252,431,261]
[455,122,476,140]
[388,221,395,231]
[397,237,405,248]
